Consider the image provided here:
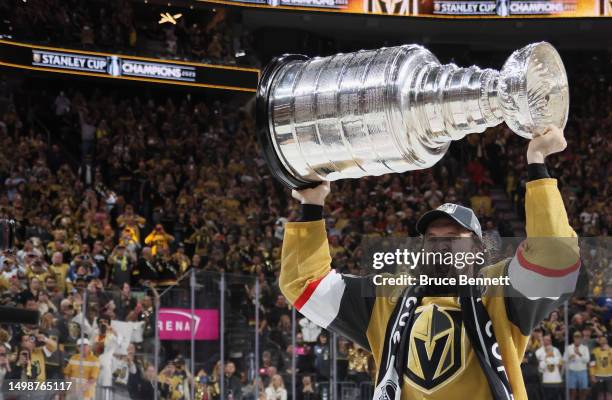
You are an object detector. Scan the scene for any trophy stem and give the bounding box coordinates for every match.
[416,64,504,144]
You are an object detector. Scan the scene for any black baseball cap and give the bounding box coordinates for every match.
[416,203,482,240]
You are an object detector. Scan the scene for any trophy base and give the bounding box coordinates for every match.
[256,54,321,191]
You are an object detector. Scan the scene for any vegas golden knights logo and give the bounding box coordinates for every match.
[365,0,409,14]
[405,305,464,393]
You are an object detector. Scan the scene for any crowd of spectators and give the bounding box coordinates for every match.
[0,49,608,400]
[1,0,255,66]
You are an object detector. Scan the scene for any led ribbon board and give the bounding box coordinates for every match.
[195,0,600,16]
[0,40,259,92]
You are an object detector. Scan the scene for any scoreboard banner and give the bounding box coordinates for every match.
[0,40,259,92]
[197,0,601,16]
[418,0,600,16]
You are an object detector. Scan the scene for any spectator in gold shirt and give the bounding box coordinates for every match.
[48,252,70,295]
[158,361,184,400]
[172,244,191,276]
[347,344,372,383]
[590,335,612,398]
[25,259,49,284]
[117,204,146,242]
[144,224,174,256]
[470,186,493,218]
[63,338,100,400]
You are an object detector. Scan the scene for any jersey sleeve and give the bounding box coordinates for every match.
[504,178,580,335]
[280,220,376,350]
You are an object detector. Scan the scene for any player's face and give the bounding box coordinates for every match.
[424,219,475,261]
[423,218,475,279]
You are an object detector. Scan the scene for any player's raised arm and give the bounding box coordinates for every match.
[279,182,376,350]
[504,125,581,334]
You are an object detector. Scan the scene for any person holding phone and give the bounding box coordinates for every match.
[144,224,174,256]
[8,347,39,381]
[8,327,56,382]
[93,316,122,390]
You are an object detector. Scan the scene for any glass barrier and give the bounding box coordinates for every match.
[333,333,370,400]
[155,274,194,400]
[149,270,271,400]
[12,269,576,400]
[222,272,258,400]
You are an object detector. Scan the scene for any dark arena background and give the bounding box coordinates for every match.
[0,0,610,399]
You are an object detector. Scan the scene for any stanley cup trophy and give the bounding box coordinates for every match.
[256,42,569,190]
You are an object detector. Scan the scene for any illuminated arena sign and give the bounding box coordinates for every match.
[32,50,109,73]
[32,50,197,81]
[432,0,574,15]
[197,0,600,16]
[0,40,258,92]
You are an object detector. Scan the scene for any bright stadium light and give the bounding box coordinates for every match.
[159,12,183,24]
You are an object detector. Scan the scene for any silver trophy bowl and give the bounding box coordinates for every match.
[256,42,569,190]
